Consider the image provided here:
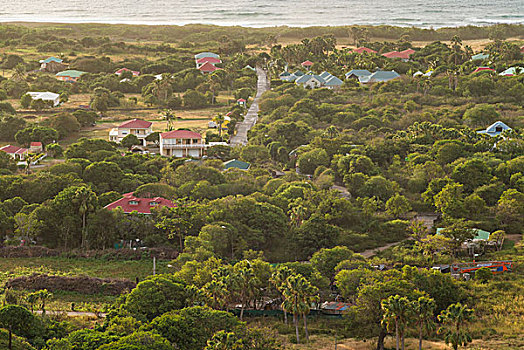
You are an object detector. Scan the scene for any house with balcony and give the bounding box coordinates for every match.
[0,145,29,160]
[159,130,205,158]
[109,119,153,146]
[104,192,175,214]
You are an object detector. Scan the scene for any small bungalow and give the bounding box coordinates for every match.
[29,142,43,153]
[499,67,523,76]
[105,192,175,214]
[477,121,512,137]
[320,301,352,315]
[471,53,490,61]
[39,57,67,73]
[195,52,220,60]
[237,98,247,106]
[0,145,29,160]
[322,74,344,90]
[345,69,372,80]
[295,74,325,89]
[198,62,220,74]
[353,47,377,54]
[223,159,251,171]
[413,70,434,77]
[382,50,412,61]
[55,70,86,82]
[301,60,314,69]
[196,57,222,69]
[115,68,140,77]
[472,67,495,74]
[436,227,490,242]
[109,119,153,145]
[359,70,400,84]
[27,91,61,107]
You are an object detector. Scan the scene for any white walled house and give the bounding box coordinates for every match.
[27,92,61,107]
[159,130,205,158]
[109,119,153,146]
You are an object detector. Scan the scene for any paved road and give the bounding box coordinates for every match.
[230,67,269,146]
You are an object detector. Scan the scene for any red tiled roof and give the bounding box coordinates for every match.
[354,47,377,54]
[115,68,140,76]
[198,62,219,72]
[0,145,28,154]
[196,57,221,65]
[472,67,495,73]
[30,142,42,147]
[382,51,411,59]
[118,119,153,129]
[237,98,246,102]
[521,45,524,53]
[104,192,175,214]
[301,60,314,66]
[161,130,202,139]
[400,48,415,55]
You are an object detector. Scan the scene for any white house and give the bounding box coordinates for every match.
[477,121,512,137]
[109,119,153,146]
[0,145,29,160]
[27,92,61,107]
[159,130,205,158]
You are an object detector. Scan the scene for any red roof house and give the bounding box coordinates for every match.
[160,130,202,139]
[472,67,495,74]
[353,47,377,54]
[301,60,314,68]
[0,145,29,160]
[196,57,222,65]
[401,48,415,55]
[29,142,43,153]
[104,192,175,214]
[382,51,412,59]
[115,68,140,76]
[198,62,220,74]
[118,119,153,129]
[159,130,204,158]
[521,45,524,53]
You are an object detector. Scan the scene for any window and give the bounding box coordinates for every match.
[129,200,139,205]
[495,126,503,132]
[149,201,159,206]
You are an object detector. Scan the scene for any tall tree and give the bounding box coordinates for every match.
[381,295,413,350]
[438,303,474,350]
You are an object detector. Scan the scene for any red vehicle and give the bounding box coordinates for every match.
[451,261,513,275]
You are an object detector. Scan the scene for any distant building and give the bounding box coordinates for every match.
[359,70,400,84]
[382,49,413,61]
[39,57,67,73]
[283,71,343,90]
[436,227,491,241]
[115,68,140,77]
[472,67,495,74]
[477,121,512,137]
[471,53,490,61]
[237,98,247,106]
[109,119,153,146]
[55,70,86,82]
[105,192,175,214]
[159,130,205,158]
[499,67,523,76]
[29,142,43,153]
[27,91,61,107]
[195,52,221,71]
[301,60,314,69]
[223,159,251,171]
[196,57,222,69]
[0,145,29,160]
[345,69,372,80]
[198,61,220,74]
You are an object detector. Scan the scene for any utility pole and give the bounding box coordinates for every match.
[153,256,156,276]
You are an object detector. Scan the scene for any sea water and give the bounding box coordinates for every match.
[0,0,523,28]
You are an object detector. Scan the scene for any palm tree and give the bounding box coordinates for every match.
[202,279,228,310]
[438,303,475,350]
[163,109,179,131]
[36,289,52,316]
[234,262,259,320]
[381,295,413,350]
[213,113,226,137]
[270,266,293,324]
[412,297,436,350]
[324,125,339,138]
[73,187,96,250]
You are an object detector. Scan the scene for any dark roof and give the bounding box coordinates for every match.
[224,159,251,170]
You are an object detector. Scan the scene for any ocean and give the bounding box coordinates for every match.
[0,0,523,28]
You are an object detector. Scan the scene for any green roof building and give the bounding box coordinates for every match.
[224,159,251,170]
[436,228,490,241]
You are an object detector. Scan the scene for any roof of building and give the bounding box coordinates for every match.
[499,66,523,76]
[161,130,202,139]
[195,52,220,60]
[279,71,291,77]
[55,70,86,78]
[118,119,153,129]
[105,192,175,214]
[382,51,411,59]
[196,57,222,65]
[295,74,325,84]
[471,53,490,61]
[30,142,42,147]
[400,48,415,55]
[345,69,372,78]
[40,56,63,64]
[115,68,140,76]
[360,70,400,83]
[436,227,491,241]
[27,91,60,100]
[301,60,314,66]
[324,75,344,86]
[472,67,495,74]
[0,145,28,155]
[477,121,512,136]
[224,159,251,170]
[293,70,304,76]
[198,61,219,72]
[353,47,377,54]
[237,98,246,102]
[321,302,352,311]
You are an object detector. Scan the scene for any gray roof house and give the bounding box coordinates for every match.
[477,121,512,137]
[324,75,344,89]
[295,74,325,89]
[359,70,400,84]
[345,69,372,80]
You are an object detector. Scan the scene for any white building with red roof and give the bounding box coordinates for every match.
[196,57,222,69]
[109,119,153,146]
[0,145,29,160]
[29,142,43,153]
[353,47,377,54]
[159,130,204,158]
[301,60,314,69]
[104,192,175,214]
[198,61,220,74]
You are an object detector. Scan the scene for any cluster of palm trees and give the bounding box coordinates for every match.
[382,296,474,350]
[271,266,318,344]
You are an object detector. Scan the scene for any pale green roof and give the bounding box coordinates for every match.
[55,70,86,78]
[471,53,490,61]
[436,228,490,240]
[224,159,250,170]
